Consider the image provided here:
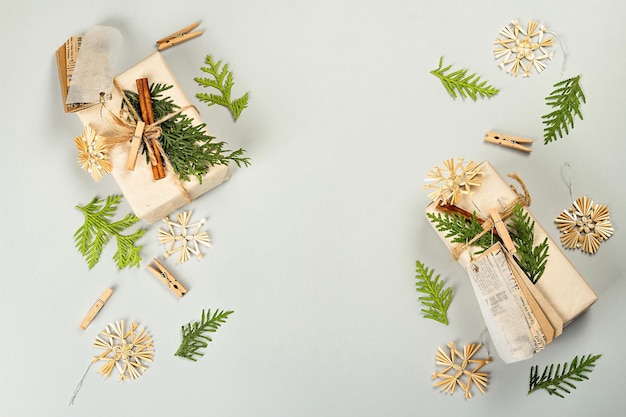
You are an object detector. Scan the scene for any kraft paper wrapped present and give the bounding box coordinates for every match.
[425,161,597,327]
[75,52,231,224]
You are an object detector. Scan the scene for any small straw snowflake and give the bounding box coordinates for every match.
[432,342,491,399]
[92,320,154,381]
[158,211,211,263]
[555,195,614,254]
[75,125,112,182]
[494,20,554,77]
[424,158,483,205]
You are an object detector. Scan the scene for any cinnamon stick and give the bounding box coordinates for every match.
[136,77,166,180]
[436,202,500,239]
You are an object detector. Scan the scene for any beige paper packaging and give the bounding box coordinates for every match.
[75,52,231,224]
[425,161,597,326]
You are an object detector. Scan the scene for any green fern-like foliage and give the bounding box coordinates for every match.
[529,354,602,398]
[195,54,249,121]
[125,83,250,183]
[430,56,500,100]
[175,309,234,361]
[415,260,452,325]
[427,211,494,253]
[74,195,145,269]
[508,205,549,284]
[542,75,586,144]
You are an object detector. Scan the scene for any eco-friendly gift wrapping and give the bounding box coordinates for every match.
[425,161,597,362]
[73,52,231,223]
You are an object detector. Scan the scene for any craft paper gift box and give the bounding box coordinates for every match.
[425,161,597,333]
[70,52,231,224]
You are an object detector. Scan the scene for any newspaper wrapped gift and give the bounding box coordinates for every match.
[75,52,231,224]
[425,161,597,327]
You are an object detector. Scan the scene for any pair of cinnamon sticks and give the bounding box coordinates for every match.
[134,77,165,180]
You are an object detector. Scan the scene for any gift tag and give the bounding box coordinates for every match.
[66,25,122,105]
[466,243,545,363]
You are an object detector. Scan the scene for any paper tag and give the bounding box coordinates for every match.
[66,26,122,105]
[466,243,545,363]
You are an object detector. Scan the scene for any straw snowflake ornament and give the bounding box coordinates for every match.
[424,158,483,205]
[555,195,614,254]
[432,342,491,399]
[69,320,154,405]
[74,125,112,182]
[158,211,211,263]
[494,20,554,77]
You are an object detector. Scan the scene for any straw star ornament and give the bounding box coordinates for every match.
[432,342,491,399]
[74,125,112,182]
[555,195,614,254]
[69,320,154,405]
[158,211,211,263]
[424,158,483,205]
[494,20,554,77]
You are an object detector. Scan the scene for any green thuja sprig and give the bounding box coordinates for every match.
[195,54,249,121]
[542,75,586,144]
[124,83,250,182]
[508,205,549,284]
[175,309,234,361]
[415,261,452,325]
[427,211,494,253]
[529,354,602,398]
[430,56,500,100]
[74,195,145,269]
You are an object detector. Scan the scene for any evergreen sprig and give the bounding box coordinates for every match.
[542,75,586,144]
[125,83,250,183]
[430,56,500,100]
[426,211,494,253]
[175,309,234,361]
[74,195,145,269]
[195,54,249,121]
[508,205,549,284]
[415,260,452,325]
[528,354,602,398]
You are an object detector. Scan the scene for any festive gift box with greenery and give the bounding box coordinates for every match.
[73,52,247,223]
[424,160,597,328]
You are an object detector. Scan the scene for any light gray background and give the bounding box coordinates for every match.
[1,1,624,416]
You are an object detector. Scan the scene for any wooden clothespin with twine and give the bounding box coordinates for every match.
[156,22,203,51]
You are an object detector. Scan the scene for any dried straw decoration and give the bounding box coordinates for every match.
[74,125,112,182]
[158,210,211,263]
[432,342,491,399]
[424,158,483,205]
[494,20,554,77]
[555,195,614,254]
[92,320,154,381]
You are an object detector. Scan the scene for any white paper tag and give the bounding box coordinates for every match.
[466,244,544,363]
[66,26,122,105]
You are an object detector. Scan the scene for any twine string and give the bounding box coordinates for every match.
[560,162,573,203]
[546,30,568,77]
[101,80,199,203]
[68,360,96,406]
[450,173,531,260]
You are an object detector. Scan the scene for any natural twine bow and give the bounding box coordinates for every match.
[450,173,531,260]
[102,79,198,203]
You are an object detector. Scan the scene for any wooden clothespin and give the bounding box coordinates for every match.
[126,121,145,170]
[489,208,516,255]
[147,258,188,297]
[80,288,113,330]
[484,131,533,153]
[156,22,203,51]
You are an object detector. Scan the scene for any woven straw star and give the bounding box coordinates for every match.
[432,342,491,399]
[92,320,154,381]
[75,125,112,182]
[158,211,211,263]
[424,158,483,205]
[494,20,554,77]
[555,195,614,254]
